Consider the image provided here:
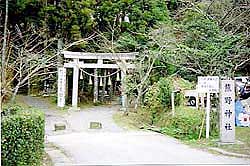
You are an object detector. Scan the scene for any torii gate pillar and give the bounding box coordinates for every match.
[93,68,98,103]
[121,68,127,110]
[72,59,79,107]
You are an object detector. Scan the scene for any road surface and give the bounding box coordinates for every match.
[22,96,250,165]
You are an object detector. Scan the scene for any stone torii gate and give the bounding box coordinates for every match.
[57,51,137,109]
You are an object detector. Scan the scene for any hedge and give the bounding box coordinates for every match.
[1,106,45,166]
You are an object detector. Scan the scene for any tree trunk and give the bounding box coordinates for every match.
[57,38,63,67]
[1,0,8,103]
[11,82,20,103]
[134,86,142,110]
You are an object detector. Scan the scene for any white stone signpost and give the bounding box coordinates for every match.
[220,80,235,143]
[198,76,219,139]
[57,67,66,107]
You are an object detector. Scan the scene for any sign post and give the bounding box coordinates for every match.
[57,67,66,107]
[220,80,235,143]
[198,76,219,139]
[205,92,210,139]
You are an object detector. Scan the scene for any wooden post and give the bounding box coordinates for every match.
[201,93,205,110]
[206,92,211,139]
[72,59,79,108]
[93,68,98,103]
[196,93,199,110]
[65,71,68,103]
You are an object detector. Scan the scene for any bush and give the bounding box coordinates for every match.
[1,107,45,166]
[143,77,175,124]
[1,104,23,116]
[158,107,218,140]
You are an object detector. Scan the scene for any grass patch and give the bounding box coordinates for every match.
[113,112,141,130]
[15,95,32,109]
[15,95,69,114]
[183,127,250,156]
[114,106,250,157]
[218,127,250,155]
[40,96,69,113]
[78,101,102,109]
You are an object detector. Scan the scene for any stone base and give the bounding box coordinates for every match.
[54,123,66,131]
[89,122,102,129]
[218,142,235,146]
[119,107,127,112]
[218,140,243,146]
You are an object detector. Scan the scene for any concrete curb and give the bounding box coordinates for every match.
[209,147,250,158]
[45,142,74,166]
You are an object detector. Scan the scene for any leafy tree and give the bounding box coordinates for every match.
[205,0,250,37]
[146,10,249,81]
[93,0,170,51]
[40,0,96,41]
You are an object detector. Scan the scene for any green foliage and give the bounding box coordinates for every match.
[143,77,174,123]
[2,104,23,116]
[40,0,96,42]
[153,9,247,80]
[96,0,169,33]
[158,107,218,140]
[6,0,170,51]
[115,32,139,51]
[1,107,45,166]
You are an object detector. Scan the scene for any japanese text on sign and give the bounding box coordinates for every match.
[220,80,235,143]
[197,76,219,93]
[57,67,66,107]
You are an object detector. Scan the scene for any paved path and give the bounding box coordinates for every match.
[22,96,250,165]
[47,131,250,165]
[22,96,122,135]
[66,105,123,133]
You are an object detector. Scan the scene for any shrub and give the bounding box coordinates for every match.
[143,77,175,124]
[1,108,45,166]
[1,104,23,116]
[158,107,219,140]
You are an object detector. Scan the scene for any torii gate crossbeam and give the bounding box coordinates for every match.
[57,51,137,110]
